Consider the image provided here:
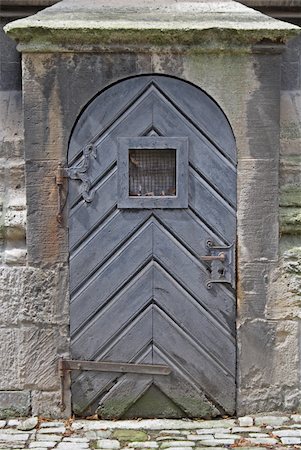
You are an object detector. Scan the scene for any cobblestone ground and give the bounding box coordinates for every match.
[0,415,300,450]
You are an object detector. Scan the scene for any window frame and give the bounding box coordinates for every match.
[117,136,188,209]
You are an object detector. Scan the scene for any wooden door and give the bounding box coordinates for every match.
[68,75,237,418]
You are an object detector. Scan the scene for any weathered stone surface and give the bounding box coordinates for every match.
[161,442,195,448]
[17,416,38,431]
[280,436,301,444]
[0,391,30,418]
[237,319,300,414]
[128,442,158,448]
[19,326,69,390]
[0,328,21,389]
[238,416,253,427]
[237,158,279,263]
[274,429,301,436]
[96,439,120,449]
[254,416,290,427]
[237,261,277,319]
[112,430,148,442]
[280,207,301,234]
[0,265,69,326]
[265,247,301,320]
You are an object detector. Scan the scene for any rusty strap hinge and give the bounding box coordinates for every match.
[55,143,97,224]
[55,163,68,225]
[58,358,171,411]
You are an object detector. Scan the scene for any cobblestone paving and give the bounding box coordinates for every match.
[0,415,300,450]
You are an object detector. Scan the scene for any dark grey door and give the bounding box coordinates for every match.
[68,75,237,418]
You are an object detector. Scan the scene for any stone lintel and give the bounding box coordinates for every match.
[4,0,300,53]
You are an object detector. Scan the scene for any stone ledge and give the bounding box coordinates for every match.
[4,0,299,52]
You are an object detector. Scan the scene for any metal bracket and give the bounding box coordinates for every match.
[65,143,97,203]
[55,163,68,225]
[59,358,171,412]
[201,240,235,289]
[55,144,97,224]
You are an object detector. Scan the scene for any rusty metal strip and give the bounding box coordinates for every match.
[59,358,171,411]
[59,358,171,375]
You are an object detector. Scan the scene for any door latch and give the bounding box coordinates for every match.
[200,240,235,289]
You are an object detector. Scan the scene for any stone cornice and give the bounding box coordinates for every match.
[4,0,300,53]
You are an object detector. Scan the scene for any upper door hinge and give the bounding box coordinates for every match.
[55,143,97,224]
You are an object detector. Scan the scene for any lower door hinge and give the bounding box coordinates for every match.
[58,358,171,411]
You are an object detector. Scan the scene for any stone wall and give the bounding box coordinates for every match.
[0,3,300,418]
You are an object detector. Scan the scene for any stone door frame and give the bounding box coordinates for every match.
[19,42,283,416]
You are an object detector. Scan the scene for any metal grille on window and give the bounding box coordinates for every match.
[129,149,176,197]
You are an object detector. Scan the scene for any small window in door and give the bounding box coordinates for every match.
[129,149,176,197]
[118,137,188,209]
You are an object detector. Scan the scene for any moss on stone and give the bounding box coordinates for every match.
[280,207,301,235]
[280,186,301,207]
[112,430,148,442]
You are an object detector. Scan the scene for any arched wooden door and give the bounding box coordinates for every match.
[67,75,237,418]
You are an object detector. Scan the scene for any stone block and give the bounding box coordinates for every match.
[0,265,69,326]
[4,247,27,265]
[0,328,21,389]
[254,415,290,426]
[281,62,300,91]
[27,205,68,266]
[265,247,301,320]
[280,155,301,190]
[238,417,253,427]
[0,138,24,160]
[280,207,301,235]
[246,53,281,159]
[0,391,31,418]
[237,319,300,414]
[0,91,22,142]
[238,261,277,320]
[31,390,66,418]
[4,208,26,241]
[19,325,69,390]
[237,159,278,263]
[26,160,59,209]
[280,91,301,140]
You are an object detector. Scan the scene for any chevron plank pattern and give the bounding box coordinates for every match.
[68,75,237,418]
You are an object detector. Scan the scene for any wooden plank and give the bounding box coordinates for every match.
[69,168,117,250]
[97,347,153,419]
[153,222,235,334]
[153,306,236,414]
[153,263,235,374]
[154,77,236,163]
[68,87,155,206]
[71,308,153,416]
[70,222,153,334]
[71,264,153,358]
[69,76,153,162]
[189,168,236,244]
[153,346,221,418]
[152,90,237,206]
[154,209,226,259]
[70,209,151,292]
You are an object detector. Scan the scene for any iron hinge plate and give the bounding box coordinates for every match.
[58,358,171,411]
